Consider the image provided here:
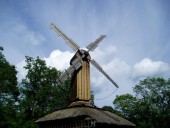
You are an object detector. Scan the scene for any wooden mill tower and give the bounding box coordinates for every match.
[70,50,91,101]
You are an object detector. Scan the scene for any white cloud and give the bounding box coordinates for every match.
[104,58,130,76]
[132,58,170,78]
[44,50,74,71]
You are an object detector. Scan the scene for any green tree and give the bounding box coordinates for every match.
[113,94,137,122]
[19,56,71,127]
[133,77,170,128]
[0,46,19,128]
[113,77,170,128]
[102,105,115,113]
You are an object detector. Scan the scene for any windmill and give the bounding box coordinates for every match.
[50,23,119,101]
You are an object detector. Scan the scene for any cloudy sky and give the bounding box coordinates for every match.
[1,0,170,107]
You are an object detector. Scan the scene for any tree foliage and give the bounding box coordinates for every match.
[113,94,137,121]
[0,46,19,128]
[0,46,71,128]
[133,77,170,128]
[102,105,115,113]
[19,56,71,127]
[112,77,170,128]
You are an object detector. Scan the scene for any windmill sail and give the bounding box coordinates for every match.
[86,35,106,51]
[50,23,80,52]
[90,59,119,88]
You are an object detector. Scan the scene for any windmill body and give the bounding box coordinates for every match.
[70,50,91,101]
[50,23,119,102]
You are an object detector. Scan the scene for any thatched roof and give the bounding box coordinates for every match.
[36,101,135,127]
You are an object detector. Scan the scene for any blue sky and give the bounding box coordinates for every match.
[1,0,170,107]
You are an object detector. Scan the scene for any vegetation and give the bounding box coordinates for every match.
[0,47,70,128]
[1,46,170,128]
[103,77,170,128]
[19,56,71,127]
[0,46,19,128]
